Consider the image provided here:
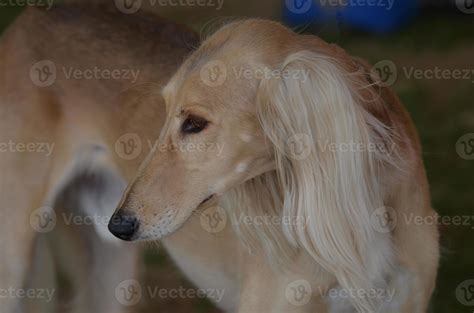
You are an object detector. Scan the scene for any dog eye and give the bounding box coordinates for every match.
[181,115,209,134]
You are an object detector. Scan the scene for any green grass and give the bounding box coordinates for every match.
[0,6,23,33]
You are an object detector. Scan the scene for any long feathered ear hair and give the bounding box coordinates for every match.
[253,50,403,312]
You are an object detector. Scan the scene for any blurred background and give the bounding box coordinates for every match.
[1,0,473,312]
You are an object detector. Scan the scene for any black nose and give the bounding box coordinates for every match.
[108,212,139,241]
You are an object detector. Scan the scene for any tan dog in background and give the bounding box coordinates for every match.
[0,1,439,313]
[0,2,198,312]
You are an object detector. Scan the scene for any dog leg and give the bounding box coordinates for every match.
[48,149,139,313]
[233,258,328,313]
[0,142,55,312]
[22,235,57,313]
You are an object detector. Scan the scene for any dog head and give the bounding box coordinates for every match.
[109,20,293,240]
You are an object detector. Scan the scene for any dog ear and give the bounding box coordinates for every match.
[256,50,399,312]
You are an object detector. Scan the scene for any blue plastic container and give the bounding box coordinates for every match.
[283,0,419,33]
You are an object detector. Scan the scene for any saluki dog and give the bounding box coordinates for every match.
[1,2,439,313]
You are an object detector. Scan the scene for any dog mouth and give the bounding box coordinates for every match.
[147,195,215,240]
[199,194,215,206]
[123,195,216,241]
